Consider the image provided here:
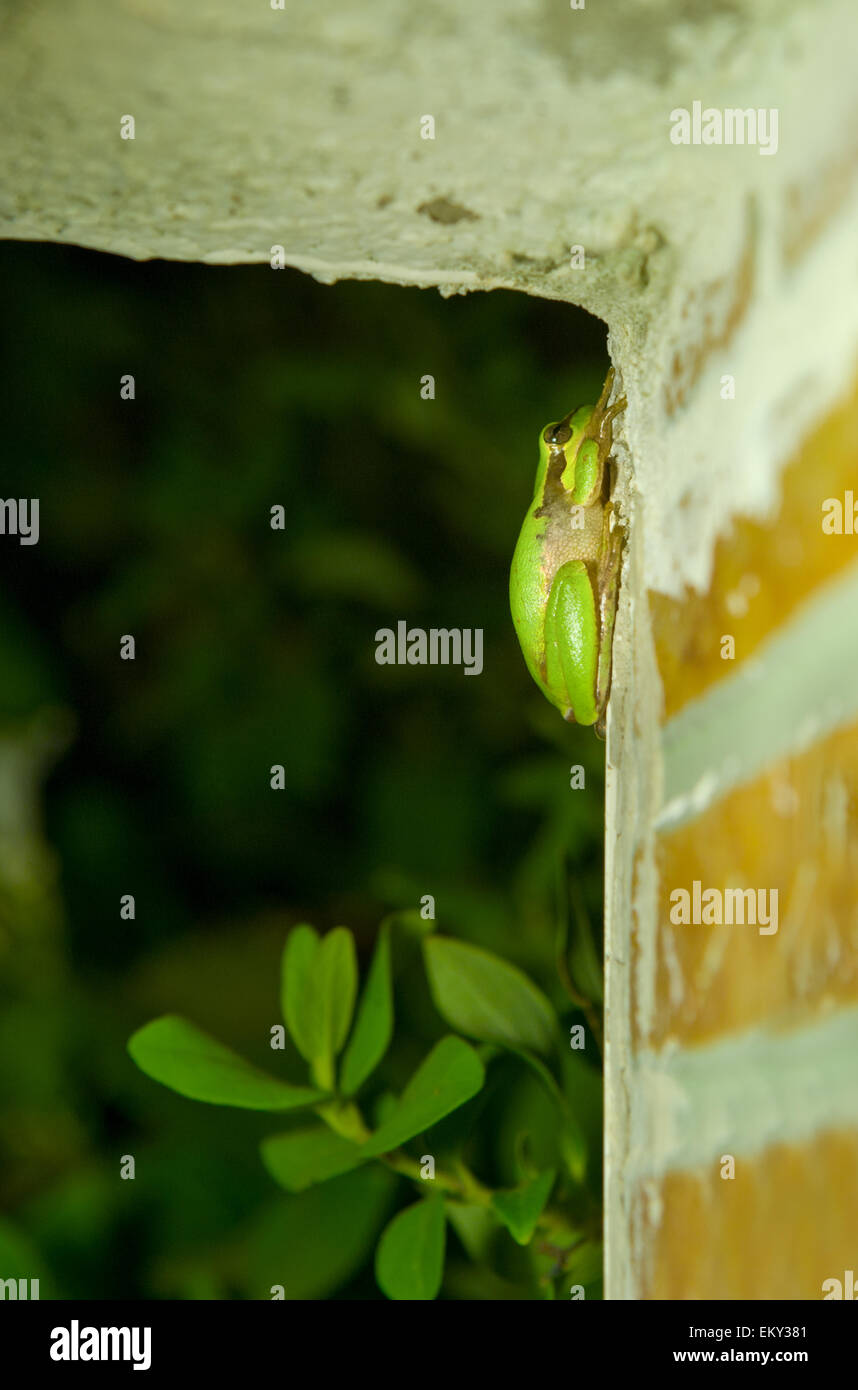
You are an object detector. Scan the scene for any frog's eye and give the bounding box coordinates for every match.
[545,422,572,449]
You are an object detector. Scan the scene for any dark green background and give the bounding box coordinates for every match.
[0,244,607,1298]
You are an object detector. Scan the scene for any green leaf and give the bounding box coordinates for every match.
[261,1127,364,1192]
[127,1016,326,1110]
[506,1046,567,1110]
[444,1202,496,1264]
[249,1167,396,1301]
[423,937,556,1057]
[559,880,604,1005]
[559,1050,603,1184]
[280,924,321,1062]
[491,1169,556,1245]
[339,924,393,1095]
[566,1237,603,1289]
[317,926,358,1062]
[363,1036,484,1156]
[280,924,358,1089]
[375,1196,446,1300]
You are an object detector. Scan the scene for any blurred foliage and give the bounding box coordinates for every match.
[0,244,608,1299]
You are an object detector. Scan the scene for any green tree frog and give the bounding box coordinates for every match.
[509,368,626,738]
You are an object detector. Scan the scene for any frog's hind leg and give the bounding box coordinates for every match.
[594,505,623,738]
[544,560,599,727]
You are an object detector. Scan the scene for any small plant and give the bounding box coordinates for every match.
[128,911,602,1300]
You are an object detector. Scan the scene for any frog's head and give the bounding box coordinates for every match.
[539,405,595,496]
[543,404,592,456]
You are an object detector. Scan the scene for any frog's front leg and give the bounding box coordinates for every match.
[544,560,600,728]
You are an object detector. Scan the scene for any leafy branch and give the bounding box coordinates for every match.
[128,912,602,1300]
